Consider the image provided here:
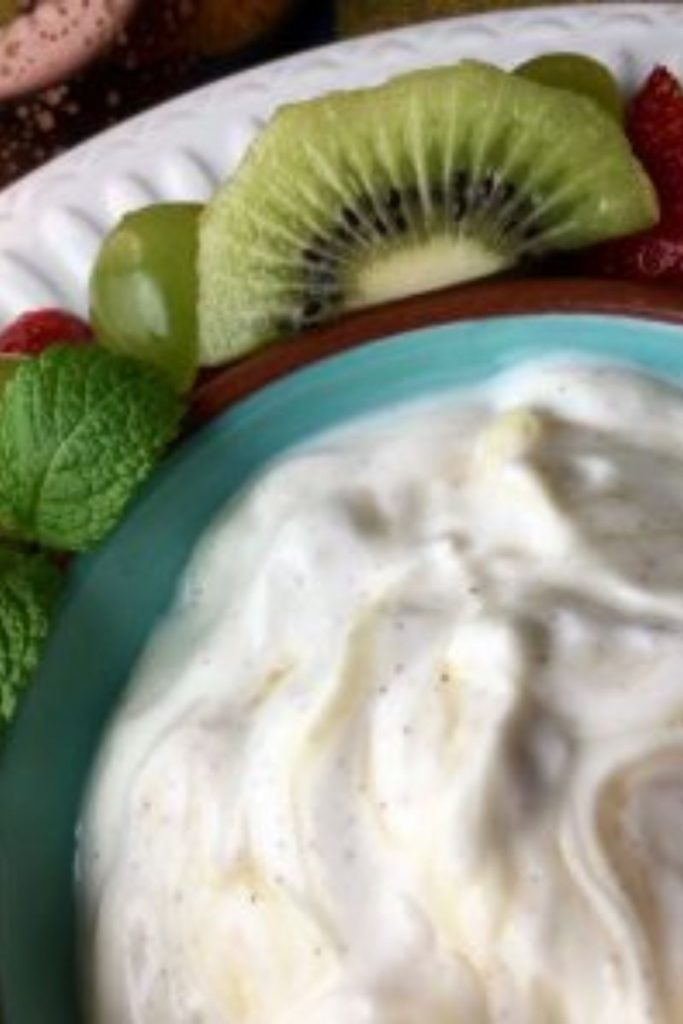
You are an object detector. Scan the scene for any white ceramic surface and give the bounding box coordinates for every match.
[0,3,681,322]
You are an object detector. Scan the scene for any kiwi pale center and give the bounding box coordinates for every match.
[347,234,512,309]
[297,175,539,327]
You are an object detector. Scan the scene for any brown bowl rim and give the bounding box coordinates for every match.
[190,276,683,428]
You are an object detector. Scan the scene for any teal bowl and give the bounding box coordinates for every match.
[4,311,683,1023]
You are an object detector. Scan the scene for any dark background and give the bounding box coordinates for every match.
[0,0,579,188]
[0,1,337,188]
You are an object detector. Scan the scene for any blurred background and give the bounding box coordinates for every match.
[0,0,585,189]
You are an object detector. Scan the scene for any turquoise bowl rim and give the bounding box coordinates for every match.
[3,311,683,1022]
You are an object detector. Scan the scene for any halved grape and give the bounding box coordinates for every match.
[516,53,624,121]
[90,203,201,392]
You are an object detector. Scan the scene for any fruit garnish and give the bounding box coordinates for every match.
[0,346,183,551]
[0,307,93,356]
[580,227,683,280]
[627,66,683,215]
[579,67,683,280]
[0,545,61,730]
[516,53,623,121]
[90,203,201,392]
[199,60,657,365]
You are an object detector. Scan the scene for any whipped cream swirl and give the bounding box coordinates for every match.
[80,362,683,1023]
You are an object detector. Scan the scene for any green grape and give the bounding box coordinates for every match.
[90,203,202,392]
[516,53,624,121]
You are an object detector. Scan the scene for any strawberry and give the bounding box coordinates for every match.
[583,224,683,280]
[580,66,683,281]
[628,66,683,216]
[0,308,93,357]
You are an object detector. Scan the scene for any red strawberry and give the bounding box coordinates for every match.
[0,308,93,356]
[628,66,683,215]
[583,224,683,280]
[580,66,683,281]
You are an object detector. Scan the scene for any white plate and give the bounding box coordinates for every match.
[0,3,681,323]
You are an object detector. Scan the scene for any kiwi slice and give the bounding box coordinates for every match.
[199,60,657,365]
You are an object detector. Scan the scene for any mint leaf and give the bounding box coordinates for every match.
[0,346,183,551]
[0,545,61,728]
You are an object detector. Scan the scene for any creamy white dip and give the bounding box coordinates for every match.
[80,360,683,1024]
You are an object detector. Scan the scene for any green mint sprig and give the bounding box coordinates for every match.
[0,346,183,551]
[0,545,62,730]
[0,344,185,732]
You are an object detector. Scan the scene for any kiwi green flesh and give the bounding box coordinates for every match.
[199,60,658,366]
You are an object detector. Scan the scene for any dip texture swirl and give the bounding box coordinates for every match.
[80,361,683,1024]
